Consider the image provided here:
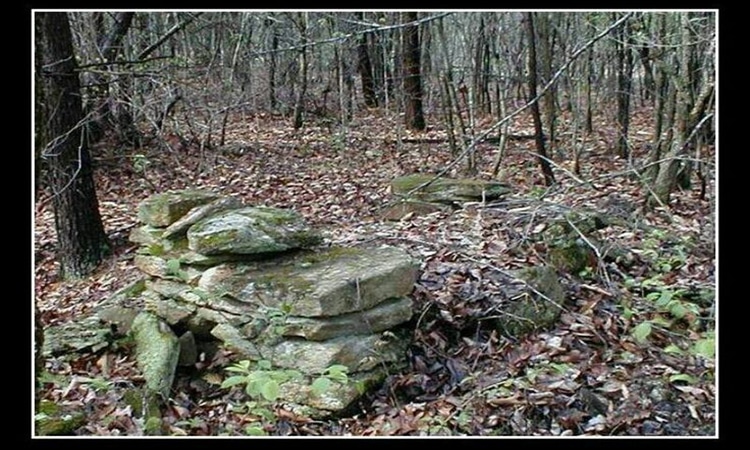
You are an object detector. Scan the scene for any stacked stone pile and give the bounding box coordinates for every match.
[128,189,420,413]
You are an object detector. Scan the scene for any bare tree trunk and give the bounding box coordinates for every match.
[85,12,139,146]
[584,44,594,134]
[355,12,378,108]
[36,12,110,279]
[537,13,557,149]
[524,12,555,186]
[402,11,425,131]
[292,12,308,130]
[267,17,278,111]
[651,13,714,205]
[615,14,634,159]
[645,16,671,185]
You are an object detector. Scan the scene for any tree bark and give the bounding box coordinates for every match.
[292,12,308,130]
[537,13,557,148]
[524,12,556,186]
[651,13,714,205]
[615,15,634,159]
[402,12,425,131]
[355,12,378,108]
[267,16,278,110]
[36,12,110,279]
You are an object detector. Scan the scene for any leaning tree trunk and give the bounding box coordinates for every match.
[85,12,140,146]
[650,14,714,206]
[402,11,426,131]
[36,12,110,279]
[524,12,556,186]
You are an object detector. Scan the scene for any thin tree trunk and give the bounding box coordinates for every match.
[524,12,555,186]
[268,18,278,111]
[356,12,378,108]
[402,11,425,131]
[537,13,557,149]
[615,15,634,159]
[584,45,594,134]
[293,12,308,130]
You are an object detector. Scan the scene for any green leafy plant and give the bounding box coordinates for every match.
[222,359,303,402]
[310,364,349,397]
[692,332,715,359]
[221,359,351,436]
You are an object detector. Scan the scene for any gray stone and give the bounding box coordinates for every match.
[162,196,244,239]
[43,315,112,356]
[280,369,388,416]
[187,206,322,256]
[142,289,196,326]
[391,174,511,205]
[177,331,198,367]
[210,323,263,360]
[131,312,180,398]
[134,254,203,283]
[271,333,408,374]
[495,265,566,337]
[129,225,164,246]
[283,297,413,340]
[138,190,220,227]
[198,246,418,317]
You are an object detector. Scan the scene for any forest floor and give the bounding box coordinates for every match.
[33,106,716,437]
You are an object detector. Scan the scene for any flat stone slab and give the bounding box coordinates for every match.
[271,333,408,373]
[198,245,419,317]
[211,323,409,374]
[391,174,511,205]
[187,206,322,256]
[162,196,244,239]
[283,297,413,341]
[138,190,220,228]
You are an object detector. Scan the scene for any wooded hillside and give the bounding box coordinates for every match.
[34,10,716,437]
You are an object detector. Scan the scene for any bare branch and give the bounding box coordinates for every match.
[137,12,204,60]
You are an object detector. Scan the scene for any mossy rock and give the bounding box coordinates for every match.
[391,174,511,205]
[122,387,163,435]
[187,206,323,256]
[35,400,86,436]
[197,245,418,317]
[495,266,565,337]
[543,212,606,275]
[131,312,180,398]
[43,314,113,357]
[138,189,220,228]
[547,238,596,274]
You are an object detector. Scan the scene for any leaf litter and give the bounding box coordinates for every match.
[34,106,716,436]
